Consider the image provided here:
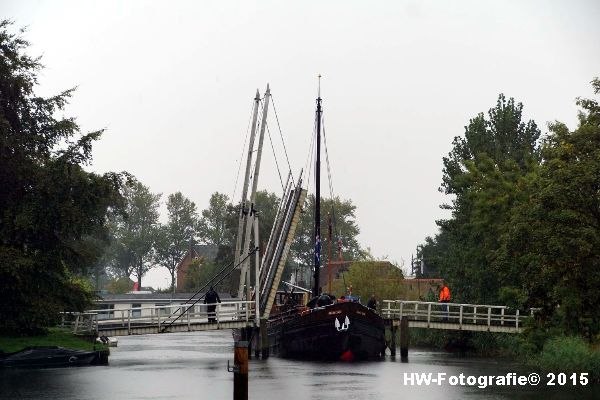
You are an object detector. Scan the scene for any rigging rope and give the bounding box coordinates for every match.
[322,114,343,248]
[270,94,295,187]
[231,100,257,201]
[265,118,285,191]
[303,111,318,193]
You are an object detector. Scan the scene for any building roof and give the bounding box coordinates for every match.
[97,291,236,303]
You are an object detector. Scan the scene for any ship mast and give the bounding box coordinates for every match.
[313,76,322,298]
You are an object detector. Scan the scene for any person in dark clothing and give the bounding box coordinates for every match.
[316,293,333,307]
[204,286,221,323]
[367,295,377,311]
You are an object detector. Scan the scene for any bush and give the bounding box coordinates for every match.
[532,336,600,380]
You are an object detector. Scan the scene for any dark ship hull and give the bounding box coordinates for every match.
[0,346,96,368]
[268,301,385,361]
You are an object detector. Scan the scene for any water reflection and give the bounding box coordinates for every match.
[0,331,597,400]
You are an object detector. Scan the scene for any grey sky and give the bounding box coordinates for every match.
[4,0,600,288]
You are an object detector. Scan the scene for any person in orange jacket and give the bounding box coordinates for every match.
[439,283,451,321]
[439,284,451,302]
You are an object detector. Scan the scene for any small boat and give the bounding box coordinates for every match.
[0,346,96,368]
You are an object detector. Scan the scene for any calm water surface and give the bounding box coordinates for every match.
[1,331,597,400]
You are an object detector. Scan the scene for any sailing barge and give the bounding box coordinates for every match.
[266,84,386,361]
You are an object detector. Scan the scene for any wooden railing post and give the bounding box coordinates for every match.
[127,309,131,334]
[501,308,505,326]
[187,306,191,331]
[473,306,477,324]
[487,307,491,329]
[516,309,520,330]
[74,314,80,334]
[427,303,431,326]
[158,310,161,333]
[459,305,463,329]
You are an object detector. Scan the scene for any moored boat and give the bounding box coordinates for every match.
[0,346,96,368]
[269,300,385,361]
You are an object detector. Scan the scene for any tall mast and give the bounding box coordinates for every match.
[313,76,322,298]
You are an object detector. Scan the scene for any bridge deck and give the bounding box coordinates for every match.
[383,300,533,334]
[97,320,255,337]
[64,301,256,337]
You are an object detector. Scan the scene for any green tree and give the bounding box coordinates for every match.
[106,180,161,289]
[289,195,365,284]
[198,192,231,247]
[155,192,199,293]
[423,94,541,303]
[500,78,600,340]
[183,257,224,292]
[106,276,135,294]
[331,261,405,307]
[0,21,124,334]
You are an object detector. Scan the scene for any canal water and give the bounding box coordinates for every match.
[0,330,597,400]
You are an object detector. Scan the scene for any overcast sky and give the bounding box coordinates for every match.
[4,0,600,289]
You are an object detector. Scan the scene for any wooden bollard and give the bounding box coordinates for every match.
[400,316,409,362]
[234,341,248,400]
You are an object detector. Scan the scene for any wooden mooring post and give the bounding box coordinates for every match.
[233,341,248,400]
[400,316,409,362]
[388,323,397,357]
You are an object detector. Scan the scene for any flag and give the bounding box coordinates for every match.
[315,234,321,266]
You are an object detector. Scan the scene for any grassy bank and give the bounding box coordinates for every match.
[530,336,600,378]
[0,328,101,353]
[404,328,600,381]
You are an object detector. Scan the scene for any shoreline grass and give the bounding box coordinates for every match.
[0,328,102,353]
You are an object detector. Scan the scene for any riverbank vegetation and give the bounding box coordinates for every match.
[0,328,103,353]
[0,21,127,335]
[415,77,600,378]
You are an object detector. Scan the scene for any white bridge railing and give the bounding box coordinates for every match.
[62,301,256,335]
[382,300,533,333]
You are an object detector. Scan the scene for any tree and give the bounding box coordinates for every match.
[198,192,231,247]
[331,261,405,306]
[106,180,161,289]
[106,277,135,294]
[422,94,541,303]
[289,195,365,284]
[183,257,223,292]
[0,21,124,334]
[155,192,199,293]
[499,78,600,339]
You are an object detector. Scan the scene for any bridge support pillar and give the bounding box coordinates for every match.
[260,319,269,359]
[233,341,248,400]
[390,324,397,357]
[400,316,409,362]
[253,327,260,359]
